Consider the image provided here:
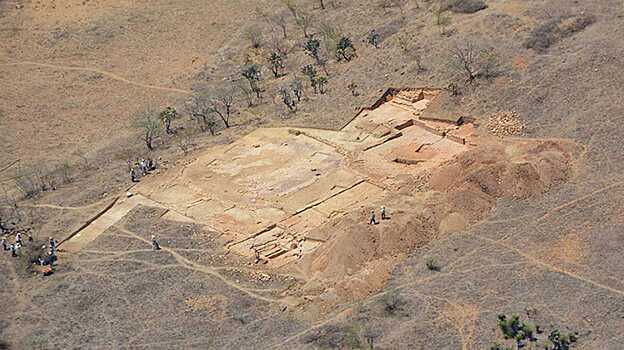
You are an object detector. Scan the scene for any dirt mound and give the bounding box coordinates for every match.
[431,139,582,202]
[295,138,583,305]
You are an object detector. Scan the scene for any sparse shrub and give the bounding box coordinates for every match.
[361,326,382,350]
[379,0,405,12]
[241,64,263,100]
[259,8,289,39]
[278,86,297,112]
[367,29,381,48]
[268,52,285,78]
[15,169,43,199]
[295,11,314,38]
[448,41,500,83]
[159,106,178,135]
[303,324,362,349]
[291,77,304,101]
[381,289,405,316]
[318,21,341,59]
[59,162,73,185]
[524,14,595,52]
[72,149,91,170]
[425,257,441,271]
[397,34,425,72]
[545,329,579,350]
[135,110,161,151]
[492,314,580,350]
[301,64,318,93]
[175,129,195,155]
[336,36,356,61]
[303,37,323,65]
[347,81,359,96]
[432,5,452,35]
[244,25,263,48]
[316,76,328,94]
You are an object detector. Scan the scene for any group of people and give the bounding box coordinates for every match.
[38,237,58,267]
[129,158,156,182]
[1,230,58,270]
[1,228,31,257]
[369,206,388,225]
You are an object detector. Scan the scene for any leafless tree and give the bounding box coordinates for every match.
[449,41,499,82]
[449,41,480,82]
[295,11,314,38]
[189,85,236,131]
[259,8,290,39]
[245,25,264,48]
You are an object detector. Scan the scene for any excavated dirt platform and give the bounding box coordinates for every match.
[60,88,582,281]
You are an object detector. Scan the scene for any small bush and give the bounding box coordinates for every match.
[381,289,406,316]
[426,257,441,271]
[303,324,361,349]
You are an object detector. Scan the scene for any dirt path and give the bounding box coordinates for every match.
[0,61,192,95]
[115,226,294,306]
[59,195,168,252]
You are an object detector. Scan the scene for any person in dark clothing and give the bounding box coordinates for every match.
[49,237,57,255]
[10,244,17,257]
[151,235,161,250]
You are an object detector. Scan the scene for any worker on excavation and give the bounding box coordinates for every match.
[15,231,22,245]
[49,237,57,255]
[369,210,377,225]
[380,206,387,220]
[151,235,161,250]
[1,236,8,251]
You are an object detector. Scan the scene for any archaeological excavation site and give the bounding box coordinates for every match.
[4,1,623,348]
[57,88,583,305]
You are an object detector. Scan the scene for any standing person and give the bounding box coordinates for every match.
[369,210,377,225]
[380,206,387,220]
[151,235,161,250]
[15,231,22,245]
[10,244,17,257]
[130,168,138,182]
[49,237,57,255]
[1,236,8,251]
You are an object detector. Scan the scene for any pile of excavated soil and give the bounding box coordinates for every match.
[486,111,525,137]
[293,138,583,307]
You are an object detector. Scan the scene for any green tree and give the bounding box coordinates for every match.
[135,110,161,150]
[301,64,318,93]
[544,329,578,350]
[159,106,178,135]
[316,76,328,94]
[291,77,304,101]
[336,36,356,61]
[367,29,381,48]
[303,37,322,63]
[278,86,297,112]
[268,52,285,78]
[241,64,263,99]
[495,314,538,350]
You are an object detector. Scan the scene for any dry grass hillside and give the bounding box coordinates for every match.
[2,0,624,349]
